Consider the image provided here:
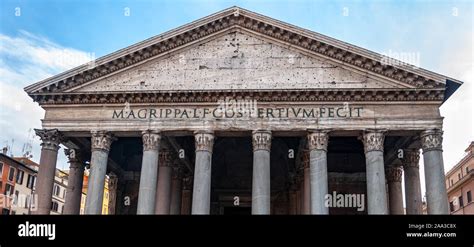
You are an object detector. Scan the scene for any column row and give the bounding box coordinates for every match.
[34,128,449,215]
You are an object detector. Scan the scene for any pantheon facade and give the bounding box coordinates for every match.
[25,7,462,215]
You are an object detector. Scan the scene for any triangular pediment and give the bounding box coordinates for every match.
[69,30,409,93]
[24,6,462,103]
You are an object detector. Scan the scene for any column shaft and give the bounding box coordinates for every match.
[308,131,329,214]
[362,131,388,214]
[403,149,423,214]
[386,166,404,215]
[302,153,311,214]
[251,130,272,215]
[137,130,161,214]
[170,170,183,215]
[85,131,114,215]
[181,175,193,215]
[421,130,449,214]
[63,149,85,215]
[191,132,214,214]
[155,149,172,214]
[33,129,62,215]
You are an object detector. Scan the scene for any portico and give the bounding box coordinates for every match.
[25,7,461,215]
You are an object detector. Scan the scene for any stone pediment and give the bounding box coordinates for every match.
[70,30,407,93]
[24,6,462,104]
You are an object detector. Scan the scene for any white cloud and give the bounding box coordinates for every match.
[0,31,94,169]
[439,31,474,172]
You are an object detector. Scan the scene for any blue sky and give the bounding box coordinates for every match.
[1,0,472,73]
[0,0,473,201]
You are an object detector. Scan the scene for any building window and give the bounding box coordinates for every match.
[467,167,470,174]
[4,184,13,196]
[467,191,472,203]
[53,184,60,197]
[450,179,453,186]
[24,195,30,209]
[16,170,24,185]
[26,175,35,189]
[51,201,59,212]
[459,196,464,207]
[458,173,461,180]
[0,162,3,176]
[8,167,15,181]
[449,201,454,212]
[13,190,19,205]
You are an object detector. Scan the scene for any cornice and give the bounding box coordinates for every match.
[31,88,445,105]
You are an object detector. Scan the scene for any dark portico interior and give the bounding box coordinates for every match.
[65,132,411,215]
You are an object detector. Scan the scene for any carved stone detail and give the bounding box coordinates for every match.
[172,165,183,180]
[91,131,115,152]
[385,165,403,183]
[420,129,443,152]
[183,175,194,190]
[159,148,172,167]
[32,89,445,105]
[307,131,329,152]
[194,131,215,153]
[403,149,420,169]
[29,8,442,99]
[142,130,161,151]
[252,130,272,151]
[35,129,63,151]
[362,130,385,153]
[64,148,84,168]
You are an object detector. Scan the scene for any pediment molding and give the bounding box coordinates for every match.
[32,88,444,105]
[25,7,460,102]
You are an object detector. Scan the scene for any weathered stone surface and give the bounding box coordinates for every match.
[41,103,442,133]
[74,31,401,93]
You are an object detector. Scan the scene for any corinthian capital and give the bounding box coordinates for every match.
[362,130,385,153]
[403,149,420,169]
[64,148,83,168]
[307,130,329,152]
[159,148,172,167]
[385,165,403,183]
[172,165,183,180]
[252,130,272,152]
[183,175,194,190]
[35,129,63,151]
[142,130,161,151]
[91,131,115,152]
[194,131,214,153]
[420,129,443,152]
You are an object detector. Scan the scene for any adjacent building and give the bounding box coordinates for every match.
[0,153,37,215]
[446,142,474,214]
[79,171,115,215]
[50,169,68,214]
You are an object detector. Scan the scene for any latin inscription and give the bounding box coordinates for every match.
[112,106,363,120]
